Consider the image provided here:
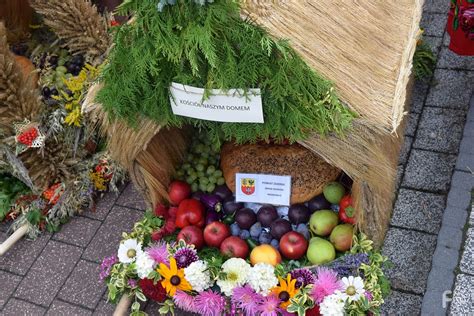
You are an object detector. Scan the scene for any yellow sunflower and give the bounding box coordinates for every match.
[157,257,192,296]
[270,274,298,309]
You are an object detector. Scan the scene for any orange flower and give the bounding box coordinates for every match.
[157,257,192,296]
[270,274,299,309]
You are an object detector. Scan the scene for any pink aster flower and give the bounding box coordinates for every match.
[194,290,226,316]
[146,242,169,265]
[173,290,197,313]
[311,267,343,304]
[257,294,283,316]
[232,285,264,315]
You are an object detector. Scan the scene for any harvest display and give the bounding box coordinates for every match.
[102,133,390,316]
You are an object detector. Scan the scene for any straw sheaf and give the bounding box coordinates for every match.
[242,0,423,133]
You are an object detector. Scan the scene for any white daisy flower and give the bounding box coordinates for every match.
[216,258,251,296]
[247,263,278,296]
[117,239,143,264]
[320,293,345,316]
[184,260,213,292]
[339,276,365,302]
[135,251,156,279]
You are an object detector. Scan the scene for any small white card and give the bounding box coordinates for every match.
[235,173,291,206]
[169,82,264,123]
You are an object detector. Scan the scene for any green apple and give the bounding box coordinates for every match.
[309,210,339,236]
[323,182,345,204]
[306,237,336,265]
[330,224,354,252]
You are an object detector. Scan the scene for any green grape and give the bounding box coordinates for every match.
[190,173,198,181]
[195,144,205,153]
[213,170,223,177]
[56,66,67,73]
[58,59,66,66]
[186,176,194,184]
[200,177,209,185]
[198,158,208,166]
[65,74,72,79]
[176,170,185,177]
[206,183,216,193]
[185,154,194,162]
[191,183,199,192]
[209,176,217,184]
[217,177,226,185]
[197,171,205,178]
[199,183,207,192]
[196,164,205,172]
[201,152,209,159]
[183,163,191,170]
[206,165,216,175]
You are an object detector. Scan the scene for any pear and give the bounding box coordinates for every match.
[330,224,354,252]
[309,210,339,236]
[306,237,336,265]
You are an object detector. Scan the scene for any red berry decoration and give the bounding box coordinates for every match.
[17,127,38,146]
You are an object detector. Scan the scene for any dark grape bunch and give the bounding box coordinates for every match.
[65,55,85,76]
[41,53,84,101]
[11,43,29,56]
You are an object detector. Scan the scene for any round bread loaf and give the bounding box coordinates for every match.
[220,142,341,204]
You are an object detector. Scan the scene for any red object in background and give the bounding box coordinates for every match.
[447,0,474,56]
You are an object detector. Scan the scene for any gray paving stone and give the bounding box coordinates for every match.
[53,216,101,248]
[381,290,423,316]
[442,205,469,230]
[398,136,413,166]
[14,240,82,307]
[116,183,148,210]
[438,46,474,70]
[57,260,105,309]
[431,244,460,271]
[450,274,474,315]
[437,225,464,251]
[404,111,420,137]
[413,107,466,154]
[46,300,92,316]
[426,69,474,111]
[382,228,437,294]
[390,189,445,234]
[0,221,9,233]
[456,152,474,173]
[421,266,456,315]
[93,300,116,315]
[83,191,121,221]
[0,270,21,309]
[421,13,448,37]
[1,298,46,316]
[403,149,457,193]
[423,0,450,13]
[459,136,474,155]
[460,228,474,275]
[82,206,144,263]
[451,170,474,190]
[446,185,472,210]
[0,232,51,275]
[409,80,430,114]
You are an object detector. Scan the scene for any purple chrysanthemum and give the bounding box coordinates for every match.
[194,290,226,316]
[147,242,170,265]
[257,294,283,316]
[99,255,118,281]
[174,290,197,313]
[290,268,316,288]
[232,285,264,315]
[173,247,198,269]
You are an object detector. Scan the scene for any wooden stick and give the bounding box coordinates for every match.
[0,224,28,256]
[113,295,132,316]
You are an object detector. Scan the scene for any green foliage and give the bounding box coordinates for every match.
[287,286,315,316]
[414,39,436,81]
[123,211,164,244]
[98,0,354,144]
[0,173,30,220]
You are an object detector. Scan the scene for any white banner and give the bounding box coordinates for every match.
[169,82,264,123]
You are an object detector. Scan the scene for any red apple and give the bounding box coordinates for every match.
[204,222,231,248]
[177,226,204,250]
[168,181,191,205]
[279,231,308,260]
[220,236,249,259]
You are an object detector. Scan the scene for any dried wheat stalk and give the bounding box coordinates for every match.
[0,22,43,138]
[29,0,110,61]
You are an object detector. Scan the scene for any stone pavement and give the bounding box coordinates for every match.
[0,1,473,315]
[381,1,474,315]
